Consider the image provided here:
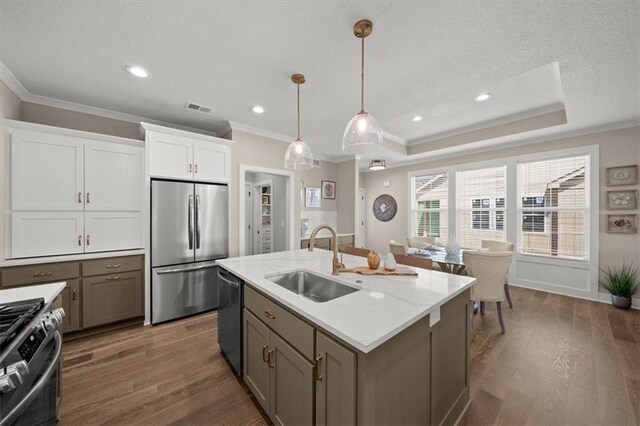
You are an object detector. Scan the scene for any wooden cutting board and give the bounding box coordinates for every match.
[341,266,418,276]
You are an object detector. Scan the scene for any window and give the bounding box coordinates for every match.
[456,166,506,249]
[411,173,448,242]
[518,155,588,260]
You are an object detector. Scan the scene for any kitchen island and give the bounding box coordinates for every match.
[218,249,475,425]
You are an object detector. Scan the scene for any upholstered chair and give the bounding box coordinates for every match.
[388,240,406,255]
[481,239,515,308]
[406,236,437,249]
[463,251,514,333]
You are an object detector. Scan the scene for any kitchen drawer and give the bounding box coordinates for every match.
[82,255,142,277]
[244,285,315,360]
[1,261,80,288]
[338,235,354,245]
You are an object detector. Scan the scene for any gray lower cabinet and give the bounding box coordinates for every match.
[243,285,471,425]
[82,270,143,328]
[244,309,314,425]
[315,331,356,426]
[59,279,81,333]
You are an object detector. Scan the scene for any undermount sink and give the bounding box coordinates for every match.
[267,270,359,302]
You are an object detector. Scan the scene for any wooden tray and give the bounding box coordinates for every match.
[341,266,418,276]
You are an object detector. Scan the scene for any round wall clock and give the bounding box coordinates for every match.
[373,194,398,222]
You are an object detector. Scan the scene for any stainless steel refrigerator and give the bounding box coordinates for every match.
[151,179,228,324]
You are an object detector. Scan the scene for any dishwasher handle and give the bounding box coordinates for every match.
[156,263,218,275]
[218,270,241,288]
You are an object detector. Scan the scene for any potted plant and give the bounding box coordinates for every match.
[600,262,639,309]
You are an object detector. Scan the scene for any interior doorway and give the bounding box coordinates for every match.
[239,165,295,256]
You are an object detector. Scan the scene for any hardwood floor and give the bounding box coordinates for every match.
[59,313,270,425]
[59,286,640,425]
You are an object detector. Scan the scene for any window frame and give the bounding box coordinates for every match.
[408,169,450,242]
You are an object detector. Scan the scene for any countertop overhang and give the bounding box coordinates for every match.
[218,250,475,353]
[0,282,66,305]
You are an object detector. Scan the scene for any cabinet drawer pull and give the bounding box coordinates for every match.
[262,345,269,363]
[33,272,53,277]
[78,192,82,203]
[86,192,90,203]
[72,288,77,301]
[106,264,121,269]
[314,354,323,381]
[195,164,198,173]
[189,163,192,173]
[263,310,276,320]
[267,348,275,368]
[78,235,82,246]
[86,235,90,246]
[106,276,121,280]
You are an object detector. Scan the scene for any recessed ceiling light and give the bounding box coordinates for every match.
[251,105,265,114]
[475,93,491,102]
[126,66,149,78]
[412,115,423,122]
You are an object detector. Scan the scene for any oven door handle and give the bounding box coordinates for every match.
[0,331,62,426]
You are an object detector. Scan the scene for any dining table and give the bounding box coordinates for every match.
[409,247,466,275]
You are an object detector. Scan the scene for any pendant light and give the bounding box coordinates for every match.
[368,160,386,171]
[342,19,383,157]
[284,73,314,170]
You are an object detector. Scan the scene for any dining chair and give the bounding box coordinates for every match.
[393,254,433,270]
[340,246,371,257]
[462,251,513,333]
[406,236,437,249]
[481,239,515,308]
[388,240,406,255]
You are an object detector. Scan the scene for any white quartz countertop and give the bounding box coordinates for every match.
[300,232,353,239]
[217,250,475,353]
[0,282,66,305]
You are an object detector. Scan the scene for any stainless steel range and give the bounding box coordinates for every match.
[0,298,65,426]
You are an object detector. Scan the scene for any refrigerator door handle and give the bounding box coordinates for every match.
[196,194,202,249]
[188,194,194,250]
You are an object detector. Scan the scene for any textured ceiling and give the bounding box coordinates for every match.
[1,1,638,164]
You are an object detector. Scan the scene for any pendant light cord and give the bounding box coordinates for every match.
[360,36,365,114]
[297,81,301,140]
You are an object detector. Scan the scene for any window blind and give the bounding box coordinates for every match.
[518,155,588,260]
[456,166,506,249]
[411,173,448,243]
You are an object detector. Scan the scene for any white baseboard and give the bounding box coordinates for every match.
[509,282,640,310]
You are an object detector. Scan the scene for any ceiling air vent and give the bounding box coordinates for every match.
[186,102,212,114]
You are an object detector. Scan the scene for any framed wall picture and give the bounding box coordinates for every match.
[606,165,638,186]
[305,187,321,208]
[607,214,637,234]
[322,180,336,199]
[607,190,638,210]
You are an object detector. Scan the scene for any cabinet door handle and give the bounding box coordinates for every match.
[72,288,77,301]
[78,235,82,246]
[78,192,82,203]
[106,276,121,280]
[195,164,198,174]
[106,264,121,269]
[189,163,192,173]
[33,272,53,277]
[86,192,90,203]
[263,310,276,320]
[267,348,275,368]
[86,235,90,246]
[262,345,269,363]
[314,354,323,381]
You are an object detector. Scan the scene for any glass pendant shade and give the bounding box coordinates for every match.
[342,112,383,156]
[285,138,314,170]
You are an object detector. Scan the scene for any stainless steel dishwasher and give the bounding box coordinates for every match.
[217,268,243,376]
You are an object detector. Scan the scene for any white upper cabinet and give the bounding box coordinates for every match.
[84,141,143,211]
[5,120,145,259]
[143,123,232,183]
[11,129,84,211]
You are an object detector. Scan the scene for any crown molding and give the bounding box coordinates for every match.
[0,62,29,99]
[382,131,407,145]
[228,120,293,144]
